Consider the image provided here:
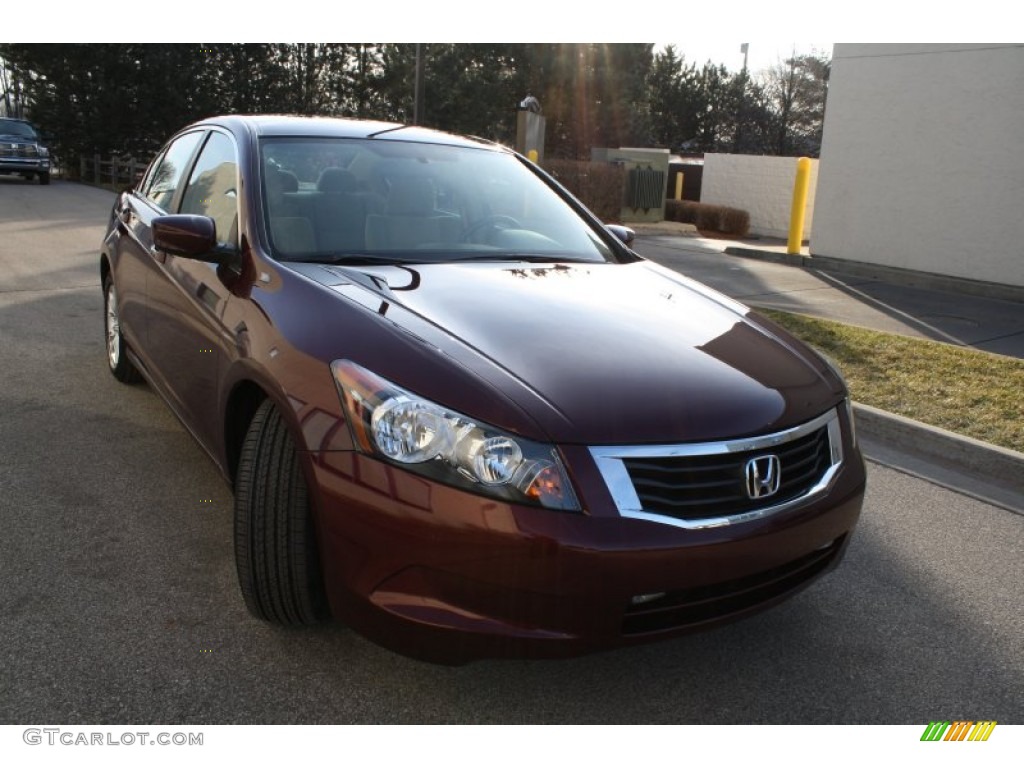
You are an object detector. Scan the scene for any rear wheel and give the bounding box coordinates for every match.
[234,400,327,625]
[103,275,142,383]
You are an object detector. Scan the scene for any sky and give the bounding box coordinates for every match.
[28,0,1010,46]
[658,42,833,75]
[16,3,1010,86]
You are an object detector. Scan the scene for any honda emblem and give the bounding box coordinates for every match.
[745,455,781,499]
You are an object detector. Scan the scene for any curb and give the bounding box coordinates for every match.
[723,245,807,267]
[630,222,699,237]
[853,402,1024,508]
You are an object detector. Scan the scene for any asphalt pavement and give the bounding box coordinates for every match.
[632,231,1024,359]
[0,178,1021,725]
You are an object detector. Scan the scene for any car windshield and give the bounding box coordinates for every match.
[259,137,615,265]
[0,119,38,139]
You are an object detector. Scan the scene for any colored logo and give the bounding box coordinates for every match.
[920,721,997,741]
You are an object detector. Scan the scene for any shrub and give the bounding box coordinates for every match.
[665,198,695,223]
[544,160,626,223]
[719,207,750,237]
[695,204,724,231]
[665,198,750,236]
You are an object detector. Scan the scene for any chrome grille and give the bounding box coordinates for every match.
[623,425,829,519]
[590,408,844,529]
[0,143,38,158]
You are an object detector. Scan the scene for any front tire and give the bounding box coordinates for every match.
[38,172,50,185]
[103,275,141,383]
[234,400,327,626]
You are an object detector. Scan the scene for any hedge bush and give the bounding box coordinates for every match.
[720,207,751,236]
[665,199,698,224]
[664,198,750,237]
[544,160,626,223]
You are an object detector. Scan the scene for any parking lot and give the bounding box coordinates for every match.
[0,178,1021,724]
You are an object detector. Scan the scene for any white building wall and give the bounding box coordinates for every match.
[702,154,818,239]
[812,43,1024,288]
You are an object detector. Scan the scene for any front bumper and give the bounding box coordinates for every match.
[305,429,866,663]
[0,157,50,175]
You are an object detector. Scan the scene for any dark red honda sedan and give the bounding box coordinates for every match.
[101,115,865,663]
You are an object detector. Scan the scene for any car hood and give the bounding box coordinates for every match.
[290,259,842,444]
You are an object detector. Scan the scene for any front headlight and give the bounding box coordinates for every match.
[331,360,580,511]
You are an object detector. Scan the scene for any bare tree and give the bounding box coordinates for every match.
[760,49,831,156]
[0,55,23,118]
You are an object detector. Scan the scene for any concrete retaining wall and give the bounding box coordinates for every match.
[701,153,818,239]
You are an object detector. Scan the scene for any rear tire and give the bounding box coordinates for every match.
[234,400,327,625]
[103,275,142,383]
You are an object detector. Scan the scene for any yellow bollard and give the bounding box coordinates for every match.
[787,157,811,255]
[527,149,539,164]
[675,172,684,201]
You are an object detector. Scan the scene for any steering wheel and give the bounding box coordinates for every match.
[463,214,523,244]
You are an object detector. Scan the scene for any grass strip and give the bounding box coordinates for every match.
[759,309,1024,453]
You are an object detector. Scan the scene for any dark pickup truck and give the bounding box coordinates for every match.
[0,117,51,184]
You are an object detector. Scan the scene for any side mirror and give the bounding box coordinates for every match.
[152,215,218,260]
[606,224,635,246]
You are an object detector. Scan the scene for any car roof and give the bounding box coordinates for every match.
[193,114,501,151]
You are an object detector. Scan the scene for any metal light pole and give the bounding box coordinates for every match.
[734,43,749,152]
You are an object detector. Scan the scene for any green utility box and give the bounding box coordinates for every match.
[591,147,669,223]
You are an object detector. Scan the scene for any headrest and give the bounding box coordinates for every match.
[265,168,298,194]
[317,167,358,194]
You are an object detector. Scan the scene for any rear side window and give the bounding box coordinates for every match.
[180,132,239,246]
[144,131,203,212]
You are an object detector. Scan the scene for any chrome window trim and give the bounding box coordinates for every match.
[589,408,844,530]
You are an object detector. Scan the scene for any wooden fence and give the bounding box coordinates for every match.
[78,154,148,190]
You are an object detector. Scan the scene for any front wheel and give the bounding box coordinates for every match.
[38,172,50,185]
[234,400,328,626]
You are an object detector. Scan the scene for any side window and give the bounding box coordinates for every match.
[180,132,239,246]
[137,149,167,198]
[144,131,203,211]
